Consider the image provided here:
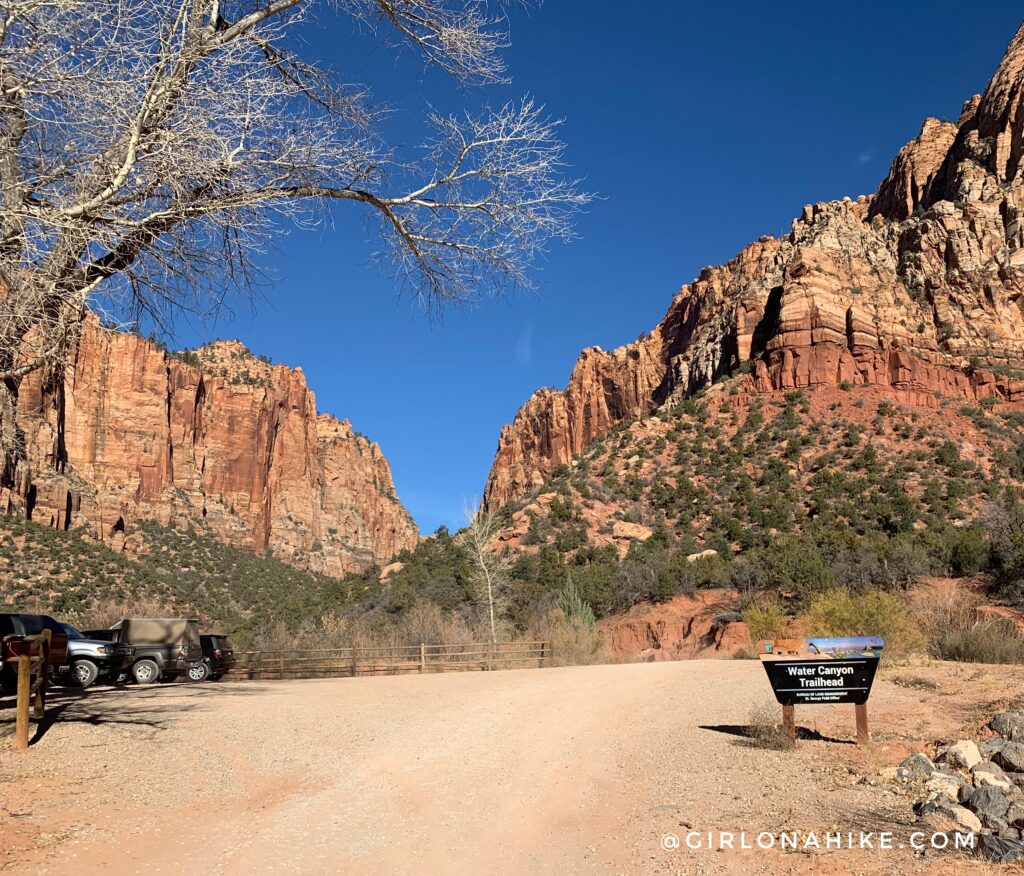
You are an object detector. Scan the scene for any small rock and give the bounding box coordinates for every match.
[979,834,1024,864]
[1009,803,1024,829]
[992,711,1024,742]
[925,771,965,802]
[897,753,937,783]
[996,741,1024,773]
[984,814,1010,833]
[981,737,1007,759]
[879,766,900,782]
[964,785,1011,821]
[941,740,982,770]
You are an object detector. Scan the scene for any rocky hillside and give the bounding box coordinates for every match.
[2,318,418,577]
[485,22,1024,511]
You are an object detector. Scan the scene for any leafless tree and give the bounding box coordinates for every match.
[461,500,510,644]
[0,0,590,469]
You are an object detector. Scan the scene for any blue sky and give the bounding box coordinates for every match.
[169,2,1022,535]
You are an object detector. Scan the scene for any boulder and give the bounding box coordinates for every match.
[897,753,937,783]
[992,711,1024,742]
[996,741,1024,773]
[981,737,1007,760]
[1008,802,1024,829]
[916,796,983,834]
[964,785,1011,821]
[941,740,982,770]
[972,761,1013,791]
[979,834,1024,864]
[925,771,965,802]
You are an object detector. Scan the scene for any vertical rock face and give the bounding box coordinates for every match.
[484,21,1024,511]
[5,320,418,576]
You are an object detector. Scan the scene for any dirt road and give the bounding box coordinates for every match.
[1,659,1017,874]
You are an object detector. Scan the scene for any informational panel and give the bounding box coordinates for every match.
[757,637,883,706]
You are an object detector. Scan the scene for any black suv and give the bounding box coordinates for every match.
[200,634,237,681]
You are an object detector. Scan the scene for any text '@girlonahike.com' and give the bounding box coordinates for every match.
[660,830,975,853]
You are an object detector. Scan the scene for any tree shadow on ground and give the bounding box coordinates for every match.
[0,679,271,746]
[698,723,855,745]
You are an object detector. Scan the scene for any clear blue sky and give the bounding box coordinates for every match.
[170,2,1022,535]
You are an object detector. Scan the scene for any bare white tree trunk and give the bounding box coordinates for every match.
[462,502,510,645]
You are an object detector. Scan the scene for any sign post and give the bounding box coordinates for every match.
[757,636,883,745]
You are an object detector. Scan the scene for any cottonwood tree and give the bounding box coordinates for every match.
[461,502,511,644]
[0,0,589,469]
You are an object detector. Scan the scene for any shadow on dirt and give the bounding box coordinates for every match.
[0,679,270,746]
[698,723,855,745]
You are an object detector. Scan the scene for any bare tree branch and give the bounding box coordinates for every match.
[0,0,590,445]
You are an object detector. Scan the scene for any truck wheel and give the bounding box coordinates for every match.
[186,663,210,683]
[132,659,160,685]
[71,659,99,688]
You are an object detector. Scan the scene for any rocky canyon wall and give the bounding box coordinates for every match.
[3,320,418,577]
[484,21,1024,510]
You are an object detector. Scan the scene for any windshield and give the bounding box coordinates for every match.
[61,623,85,639]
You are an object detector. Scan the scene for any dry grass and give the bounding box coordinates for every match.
[745,701,795,751]
[918,589,1024,665]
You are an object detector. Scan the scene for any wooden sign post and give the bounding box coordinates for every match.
[757,636,883,746]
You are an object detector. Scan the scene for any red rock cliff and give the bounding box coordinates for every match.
[484,21,1024,510]
[3,320,418,576]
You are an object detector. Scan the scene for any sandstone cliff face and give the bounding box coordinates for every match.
[3,320,418,576]
[485,22,1024,510]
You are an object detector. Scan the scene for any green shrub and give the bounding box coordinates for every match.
[801,588,925,659]
[742,602,787,641]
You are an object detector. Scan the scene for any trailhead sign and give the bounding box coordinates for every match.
[757,636,883,706]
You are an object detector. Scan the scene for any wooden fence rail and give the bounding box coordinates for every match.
[231,641,550,680]
[2,630,51,751]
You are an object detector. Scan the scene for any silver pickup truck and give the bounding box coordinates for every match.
[58,623,135,688]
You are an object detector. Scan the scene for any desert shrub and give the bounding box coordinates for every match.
[922,595,1024,665]
[948,525,986,576]
[800,588,925,659]
[757,536,834,606]
[745,701,795,751]
[743,602,787,642]
[558,575,596,629]
[931,617,1024,664]
[527,608,609,666]
[984,497,1024,599]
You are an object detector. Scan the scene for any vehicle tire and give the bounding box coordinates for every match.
[131,659,160,685]
[209,673,223,682]
[186,663,210,683]
[71,659,99,688]
[0,667,14,695]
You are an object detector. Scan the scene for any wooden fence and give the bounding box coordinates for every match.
[232,641,550,680]
[2,630,51,751]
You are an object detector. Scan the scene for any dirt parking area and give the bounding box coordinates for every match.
[2,659,1022,875]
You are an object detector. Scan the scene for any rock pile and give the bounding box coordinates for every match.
[898,710,1024,863]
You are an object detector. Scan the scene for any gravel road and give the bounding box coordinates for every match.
[1,659,1014,875]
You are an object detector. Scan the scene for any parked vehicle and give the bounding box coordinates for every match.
[57,623,135,688]
[84,618,202,685]
[0,613,70,694]
[199,634,237,681]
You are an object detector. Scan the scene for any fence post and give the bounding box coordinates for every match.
[351,645,358,677]
[278,650,285,679]
[419,643,426,673]
[540,641,547,668]
[15,650,31,751]
[35,630,50,718]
